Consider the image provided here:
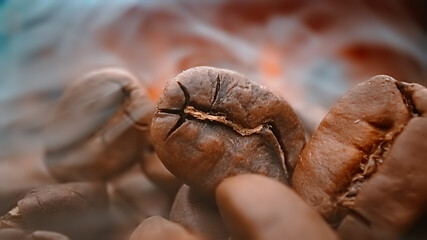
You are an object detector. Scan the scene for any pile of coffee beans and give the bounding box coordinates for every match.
[0,67,425,240]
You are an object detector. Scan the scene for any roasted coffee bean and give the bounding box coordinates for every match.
[27,231,70,240]
[140,149,182,195]
[292,75,427,238]
[170,185,228,240]
[44,68,155,182]
[0,182,109,240]
[0,228,26,240]
[0,151,55,216]
[128,216,203,240]
[151,66,305,195]
[107,166,174,240]
[216,174,338,240]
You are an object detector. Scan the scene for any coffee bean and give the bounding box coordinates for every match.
[44,68,155,182]
[28,231,70,240]
[129,216,203,240]
[151,66,305,195]
[107,166,174,240]
[0,228,26,240]
[170,185,228,240]
[292,75,427,238]
[216,174,338,240]
[0,182,109,240]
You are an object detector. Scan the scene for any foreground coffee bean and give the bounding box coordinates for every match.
[0,182,109,240]
[44,68,155,182]
[129,216,203,240]
[151,66,305,195]
[216,174,338,240]
[170,185,228,240]
[292,75,427,238]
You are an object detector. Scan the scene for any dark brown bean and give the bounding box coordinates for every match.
[0,228,26,240]
[151,66,305,195]
[216,174,338,240]
[170,185,228,240]
[0,182,109,240]
[107,166,174,240]
[28,231,70,240]
[139,148,182,195]
[292,75,427,238]
[128,216,203,240]
[44,68,155,182]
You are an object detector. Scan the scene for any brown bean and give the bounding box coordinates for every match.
[128,216,203,240]
[151,66,305,195]
[28,231,70,240]
[0,228,26,240]
[0,182,109,240]
[44,68,155,182]
[216,174,338,240]
[107,166,174,240]
[292,75,427,238]
[170,185,228,240]
[140,148,182,195]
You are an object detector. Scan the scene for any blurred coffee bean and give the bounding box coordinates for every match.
[0,228,26,240]
[0,150,55,216]
[151,66,305,195]
[107,166,175,240]
[140,148,182,195]
[170,185,228,240]
[292,75,427,238]
[0,182,109,240]
[27,231,70,240]
[44,68,156,182]
[128,216,203,240]
[216,174,338,240]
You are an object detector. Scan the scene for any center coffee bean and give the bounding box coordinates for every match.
[151,66,306,195]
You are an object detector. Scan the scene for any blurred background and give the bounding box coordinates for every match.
[0,0,426,155]
[0,1,426,239]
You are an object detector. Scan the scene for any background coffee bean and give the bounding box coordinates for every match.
[0,228,26,240]
[129,216,203,240]
[0,182,109,240]
[44,68,155,182]
[28,231,70,240]
[139,147,182,195]
[151,66,305,195]
[107,166,175,240]
[170,185,228,240]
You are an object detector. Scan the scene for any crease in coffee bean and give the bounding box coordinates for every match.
[160,80,267,139]
[336,82,417,220]
[396,82,420,117]
[118,84,152,131]
[338,136,395,209]
[160,78,289,177]
[177,81,191,108]
[122,107,150,131]
[268,122,289,176]
[208,75,221,111]
[184,106,265,136]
